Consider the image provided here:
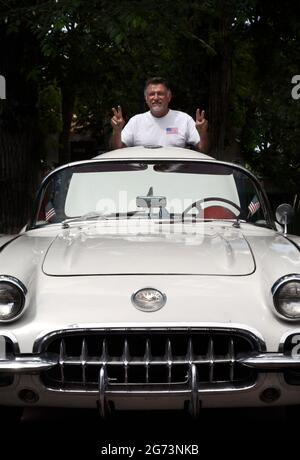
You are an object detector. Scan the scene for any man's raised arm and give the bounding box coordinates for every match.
[195,108,210,154]
[110,105,126,150]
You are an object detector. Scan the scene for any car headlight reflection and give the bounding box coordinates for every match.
[0,277,26,322]
[273,276,300,319]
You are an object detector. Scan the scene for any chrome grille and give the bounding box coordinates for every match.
[40,329,258,391]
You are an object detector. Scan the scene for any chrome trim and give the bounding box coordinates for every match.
[272,274,300,297]
[0,333,20,354]
[239,352,300,369]
[98,366,111,419]
[131,287,167,312]
[33,324,266,353]
[271,274,300,321]
[44,380,262,395]
[0,353,58,373]
[0,275,27,296]
[37,157,263,186]
[37,327,261,396]
[188,363,200,418]
[28,157,275,230]
[0,275,27,323]
[1,341,298,380]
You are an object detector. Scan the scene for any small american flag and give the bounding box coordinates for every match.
[45,202,56,221]
[248,195,260,216]
[166,127,178,134]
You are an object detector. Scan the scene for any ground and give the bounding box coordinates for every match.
[2,406,298,458]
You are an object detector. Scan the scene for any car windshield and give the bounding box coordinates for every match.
[33,160,270,227]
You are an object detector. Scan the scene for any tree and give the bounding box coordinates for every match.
[240,0,300,194]
[0,1,42,232]
[1,0,300,232]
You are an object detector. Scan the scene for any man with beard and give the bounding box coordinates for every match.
[110,77,209,153]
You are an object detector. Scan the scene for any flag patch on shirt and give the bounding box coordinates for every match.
[166,127,178,134]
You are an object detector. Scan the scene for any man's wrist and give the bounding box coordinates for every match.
[110,129,123,149]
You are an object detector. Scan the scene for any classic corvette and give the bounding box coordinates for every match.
[1,145,300,419]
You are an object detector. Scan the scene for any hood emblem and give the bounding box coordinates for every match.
[131,288,166,312]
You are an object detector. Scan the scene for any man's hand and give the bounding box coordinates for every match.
[195,108,209,153]
[110,105,125,150]
[195,108,208,135]
[111,105,125,131]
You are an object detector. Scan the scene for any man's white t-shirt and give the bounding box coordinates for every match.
[121,109,200,148]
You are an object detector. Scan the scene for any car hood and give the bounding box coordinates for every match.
[42,223,255,276]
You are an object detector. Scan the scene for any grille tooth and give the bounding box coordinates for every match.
[80,339,88,384]
[100,338,108,363]
[144,339,151,362]
[228,338,235,381]
[165,338,172,362]
[59,339,66,384]
[165,339,173,383]
[207,338,214,383]
[144,339,151,383]
[122,339,130,384]
[186,338,194,363]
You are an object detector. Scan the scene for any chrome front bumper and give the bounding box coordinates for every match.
[2,351,300,374]
[1,327,300,418]
[1,352,300,418]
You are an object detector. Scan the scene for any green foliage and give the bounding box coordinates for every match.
[238,0,300,190]
[38,82,62,134]
[0,0,300,190]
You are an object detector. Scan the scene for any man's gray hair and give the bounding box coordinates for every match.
[144,77,171,94]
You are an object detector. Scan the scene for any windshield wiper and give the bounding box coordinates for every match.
[158,215,247,225]
[61,210,148,228]
[61,212,109,228]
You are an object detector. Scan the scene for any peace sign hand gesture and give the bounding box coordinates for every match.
[111,106,125,132]
[195,108,208,136]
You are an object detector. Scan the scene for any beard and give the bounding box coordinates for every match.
[149,103,168,117]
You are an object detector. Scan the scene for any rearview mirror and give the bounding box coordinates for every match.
[136,196,167,208]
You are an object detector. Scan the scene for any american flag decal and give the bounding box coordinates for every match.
[248,195,260,216]
[166,127,178,134]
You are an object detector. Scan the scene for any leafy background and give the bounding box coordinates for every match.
[0,0,299,232]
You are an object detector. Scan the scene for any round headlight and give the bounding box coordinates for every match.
[273,276,300,319]
[0,277,26,322]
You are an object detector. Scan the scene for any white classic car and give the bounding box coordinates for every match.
[1,145,300,419]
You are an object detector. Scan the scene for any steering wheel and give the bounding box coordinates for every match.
[182,197,241,219]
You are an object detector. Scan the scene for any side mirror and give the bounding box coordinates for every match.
[275,203,295,234]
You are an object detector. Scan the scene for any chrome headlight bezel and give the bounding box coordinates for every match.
[0,276,27,323]
[272,275,300,320]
